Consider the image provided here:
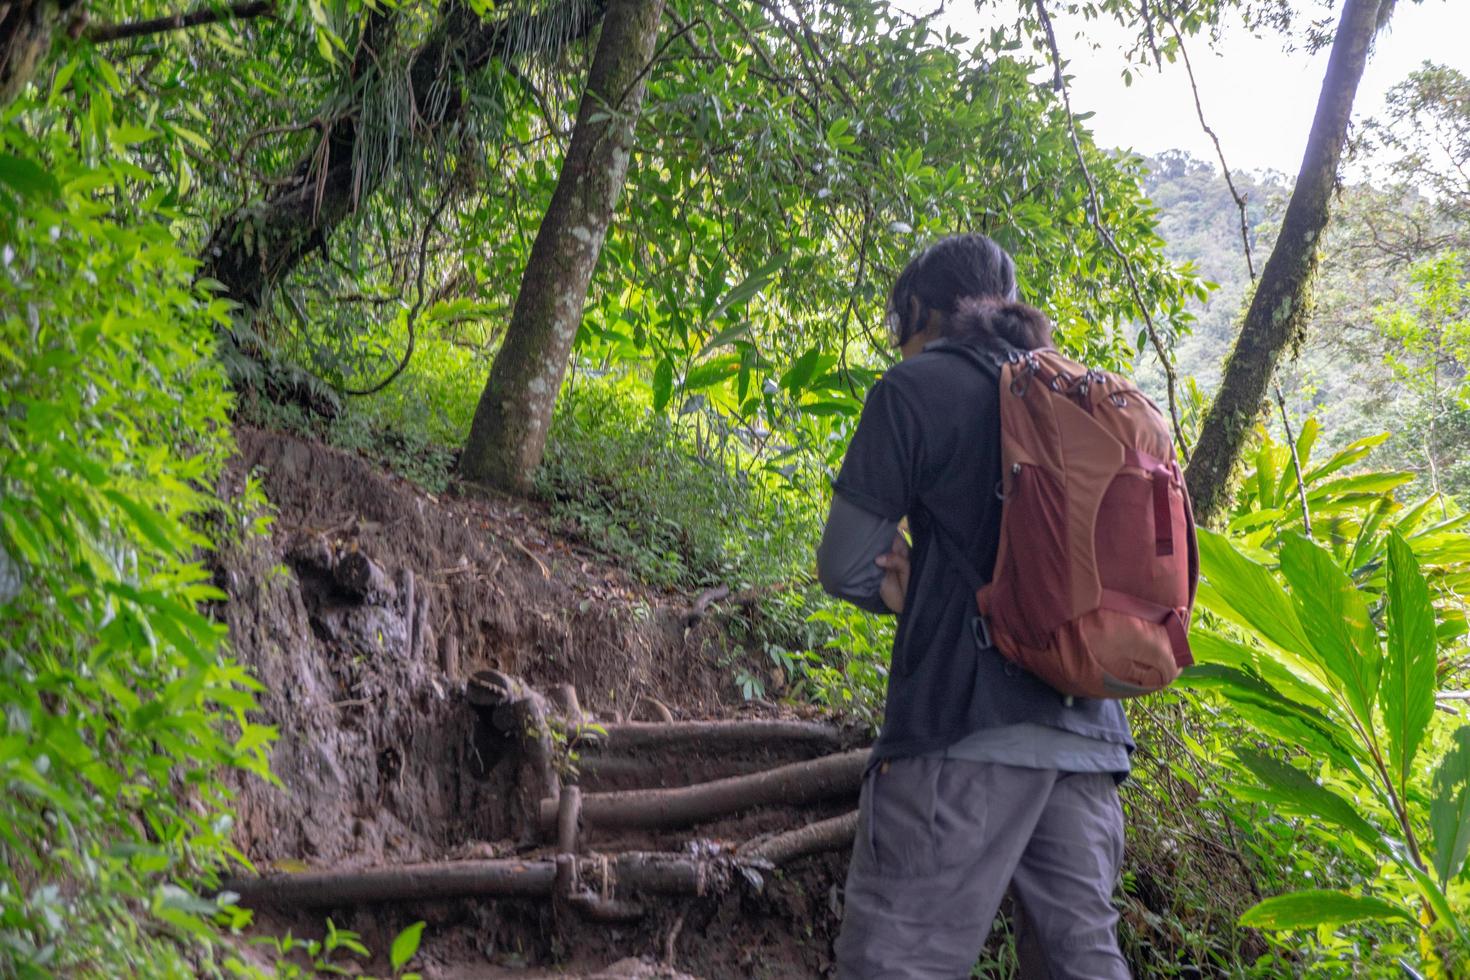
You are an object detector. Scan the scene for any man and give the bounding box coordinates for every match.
[817,234,1134,979]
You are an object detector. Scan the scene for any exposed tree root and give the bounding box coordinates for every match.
[742,810,859,866]
[222,815,864,914]
[585,719,849,753]
[539,749,867,834]
[227,852,725,909]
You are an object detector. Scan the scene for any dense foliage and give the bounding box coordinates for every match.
[0,66,271,974]
[1,0,1469,975]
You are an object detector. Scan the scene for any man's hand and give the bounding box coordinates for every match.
[875,531,911,614]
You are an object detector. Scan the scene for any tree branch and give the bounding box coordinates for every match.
[1033,0,1185,450]
[1161,5,1255,282]
[86,0,274,44]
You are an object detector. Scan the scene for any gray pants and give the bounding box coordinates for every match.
[835,759,1130,980]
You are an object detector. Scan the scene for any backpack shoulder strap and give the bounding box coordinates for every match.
[912,340,1010,596]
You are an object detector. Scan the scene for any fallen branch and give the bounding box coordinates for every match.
[86,0,273,43]
[539,749,867,833]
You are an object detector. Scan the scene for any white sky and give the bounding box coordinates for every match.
[907,0,1470,176]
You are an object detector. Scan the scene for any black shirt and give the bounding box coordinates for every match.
[830,339,1134,759]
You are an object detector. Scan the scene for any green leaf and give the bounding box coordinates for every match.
[0,154,59,200]
[704,253,787,325]
[1195,530,1313,659]
[111,124,159,146]
[1430,727,1470,887]
[390,921,426,971]
[651,358,673,413]
[682,355,741,391]
[1303,433,1390,485]
[779,345,823,393]
[1306,471,1415,502]
[699,321,752,355]
[1383,532,1437,794]
[1233,748,1381,850]
[103,489,181,555]
[1278,533,1382,726]
[1294,416,1320,471]
[1180,662,1368,777]
[1253,440,1279,508]
[1187,633,1338,716]
[1239,891,1416,931]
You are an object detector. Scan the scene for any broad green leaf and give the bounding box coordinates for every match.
[1187,633,1338,716]
[1196,530,1313,659]
[1253,439,1279,507]
[1307,471,1415,502]
[1192,683,1371,778]
[391,920,426,971]
[0,154,59,200]
[682,355,741,391]
[651,358,673,413]
[1181,664,1368,779]
[1239,891,1415,931]
[1430,727,1470,887]
[1347,497,1395,575]
[1390,495,1440,539]
[1401,853,1470,945]
[1279,533,1381,726]
[1294,415,1321,472]
[1383,532,1437,793]
[779,345,823,393]
[1233,748,1381,850]
[1303,433,1390,485]
[1228,508,1285,535]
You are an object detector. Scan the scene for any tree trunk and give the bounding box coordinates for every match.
[0,0,81,105]
[197,0,606,315]
[458,0,664,493]
[1183,0,1385,525]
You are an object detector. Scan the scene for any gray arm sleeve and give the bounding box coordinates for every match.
[816,493,900,615]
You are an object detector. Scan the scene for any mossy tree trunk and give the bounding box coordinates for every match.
[1183,0,1386,525]
[458,0,664,494]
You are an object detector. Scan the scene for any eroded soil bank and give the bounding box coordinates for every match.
[216,429,853,978]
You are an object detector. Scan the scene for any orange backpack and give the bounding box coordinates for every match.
[938,345,1198,700]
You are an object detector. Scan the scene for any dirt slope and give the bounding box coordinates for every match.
[214,429,849,978]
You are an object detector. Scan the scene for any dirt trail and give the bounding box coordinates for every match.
[216,429,859,978]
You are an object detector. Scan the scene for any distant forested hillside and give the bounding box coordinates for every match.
[1140,138,1470,499]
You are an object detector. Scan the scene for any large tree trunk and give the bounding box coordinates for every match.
[1183,0,1385,524]
[459,0,664,493]
[198,0,606,315]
